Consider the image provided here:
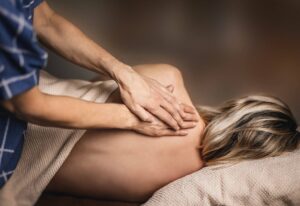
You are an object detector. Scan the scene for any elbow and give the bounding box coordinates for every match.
[17,95,48,124]
[14,103,42,122]
[1,100,37,122]
[9,101,42,124]
[2,87,46,123]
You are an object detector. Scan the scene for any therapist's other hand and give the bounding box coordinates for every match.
[115,65,198,130]
[129,110,197,137]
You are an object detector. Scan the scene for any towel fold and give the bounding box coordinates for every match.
[0,71,118,206]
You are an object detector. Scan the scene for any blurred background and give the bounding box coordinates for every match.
[45,0,300,121]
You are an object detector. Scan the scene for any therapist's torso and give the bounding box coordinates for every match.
[0,0,47,188]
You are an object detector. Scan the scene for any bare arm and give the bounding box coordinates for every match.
[33,2,122,78]
[1,85,190,136]
[32,2,198,131]
[1,87,134,130]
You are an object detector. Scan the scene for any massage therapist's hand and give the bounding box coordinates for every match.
[113,64,198,131]
[127,104,199,137]
[33,2,197,131]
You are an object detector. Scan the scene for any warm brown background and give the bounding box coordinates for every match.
[45,0,300,121]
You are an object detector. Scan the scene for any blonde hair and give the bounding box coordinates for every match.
[198,95,299,166]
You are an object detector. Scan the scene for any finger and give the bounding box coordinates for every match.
[160,88,178,104]
[154,129,189,137]
[178,103,198,121]
[161,101,184,128]
[180,103,196,114]
[182,113,199,122]
[153,83,185,120]
[160,89,185,116]
[158,90,184,118]
[180,121,197,129]
[153,82,177,103]
[152,79,173,94]
[148,106,179,130]
[133,105,153,122]
[156,89,195,126]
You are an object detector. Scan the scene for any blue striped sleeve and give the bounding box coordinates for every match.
[33,0,44,8]
[0,0,47,100]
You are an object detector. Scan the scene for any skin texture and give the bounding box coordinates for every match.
[45,64,205,203]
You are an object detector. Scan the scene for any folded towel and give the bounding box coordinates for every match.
[0,71,118,206]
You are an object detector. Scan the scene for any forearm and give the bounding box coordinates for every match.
[34,2,128,78]
[30,96,133,129]
[2,87,134,130]
[32,3,196,132]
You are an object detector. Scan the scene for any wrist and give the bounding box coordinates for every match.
[109,63,135,85]
[99,58,133,82]
[118,104,139,130]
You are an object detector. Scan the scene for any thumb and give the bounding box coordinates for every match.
[166,84,174,93]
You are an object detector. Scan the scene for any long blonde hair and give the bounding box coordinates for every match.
[197,95,299,166]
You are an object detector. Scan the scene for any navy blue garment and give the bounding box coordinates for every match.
[0,0,47,188]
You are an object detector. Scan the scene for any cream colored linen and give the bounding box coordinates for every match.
[143,149,300,206]
[0,71,118,206]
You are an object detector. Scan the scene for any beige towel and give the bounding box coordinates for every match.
[143,149,300,206]
[0,71,118,206]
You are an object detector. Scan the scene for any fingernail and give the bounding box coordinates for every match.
[174,124,180,130]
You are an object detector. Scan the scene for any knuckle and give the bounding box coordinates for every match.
[173,103,182,113]
[171,111,180,119]
[168,106,177,115]
[146,104,157,112]
[174,115,182,125]
[171,120,178,127]
[172,112,179,120]
[132,103,143,111]
[164,102,176,112]
[183,114,190,119]
[132,107,140,114]
[180,123,187,128]
[183,123,191,128]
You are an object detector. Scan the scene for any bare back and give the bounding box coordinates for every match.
[46,64,205,202]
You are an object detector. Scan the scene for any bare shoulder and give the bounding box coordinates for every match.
[106,63,206,134]
[107,64,195,108]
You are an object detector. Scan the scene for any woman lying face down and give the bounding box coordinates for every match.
[45,64,299,203]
